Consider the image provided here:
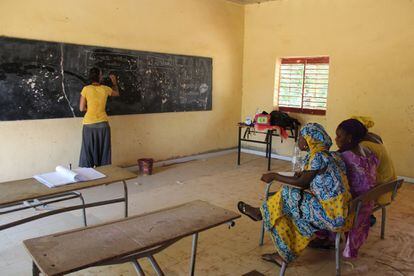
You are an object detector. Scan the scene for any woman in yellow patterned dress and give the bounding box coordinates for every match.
[238,123,352,265]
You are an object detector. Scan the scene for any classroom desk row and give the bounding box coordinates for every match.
[0,166,241,276]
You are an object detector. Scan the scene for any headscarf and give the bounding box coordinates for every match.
[351,116,374,129]
[337,119,368,152]
[300,123,332,155]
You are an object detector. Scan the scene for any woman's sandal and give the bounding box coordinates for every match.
[261,253,285,267]
[237,201,261,221]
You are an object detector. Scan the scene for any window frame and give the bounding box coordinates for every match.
[277,56,330,116]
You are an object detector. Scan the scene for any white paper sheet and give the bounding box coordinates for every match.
[72,167,106,182]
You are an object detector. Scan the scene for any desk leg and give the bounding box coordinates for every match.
[294,125,299,142]
[123,180,128,218]
[237,126,242,165]
[265,132,269,158]
[32,262,40,276]
[267,130,272,171]
[132,259,146,276]
[148,255,165,276]
[74,192,87,227]
[189,233,199,276]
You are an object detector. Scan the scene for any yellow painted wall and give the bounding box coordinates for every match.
[1,0,413,181]
[242,0,414,177]
[0,0,245,181]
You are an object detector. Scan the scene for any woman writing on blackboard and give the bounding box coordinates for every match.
[78,67,120,167]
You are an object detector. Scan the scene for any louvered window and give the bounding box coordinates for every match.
[277,57,329,115]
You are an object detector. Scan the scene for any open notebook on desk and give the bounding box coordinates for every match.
[33,166,106,188]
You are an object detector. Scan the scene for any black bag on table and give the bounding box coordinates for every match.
[269,110,300,129]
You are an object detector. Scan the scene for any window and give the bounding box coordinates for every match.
[276,57,329,115]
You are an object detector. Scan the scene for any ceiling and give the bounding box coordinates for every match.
[227,0,277,4]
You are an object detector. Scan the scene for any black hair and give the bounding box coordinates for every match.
[89,67,101,83]
[337,119,368,152]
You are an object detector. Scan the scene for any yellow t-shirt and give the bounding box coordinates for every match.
[360,140,397,204]
[81,85,112,124]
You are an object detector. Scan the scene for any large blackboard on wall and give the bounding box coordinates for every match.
[0,36,212,121]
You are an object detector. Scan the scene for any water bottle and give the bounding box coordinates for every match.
[291,143,303,173]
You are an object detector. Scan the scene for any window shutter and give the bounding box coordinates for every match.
[277,57,329,115]
[278,62,304,109]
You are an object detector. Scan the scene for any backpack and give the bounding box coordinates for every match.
[269,110,300,129]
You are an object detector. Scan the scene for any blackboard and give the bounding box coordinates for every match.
[0,36,212,121]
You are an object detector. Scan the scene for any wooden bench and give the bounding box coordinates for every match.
[23,200,240,276]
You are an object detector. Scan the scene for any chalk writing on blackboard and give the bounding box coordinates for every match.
[0,36,212,121]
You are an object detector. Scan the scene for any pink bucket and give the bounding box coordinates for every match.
[137,158,154,175]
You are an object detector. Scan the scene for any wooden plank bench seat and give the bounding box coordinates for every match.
[24,200,240,276]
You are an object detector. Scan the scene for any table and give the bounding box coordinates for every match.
[0,165,137,231]
[24,200,240,276]
[237,123,299,171]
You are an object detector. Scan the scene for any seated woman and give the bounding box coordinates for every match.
[335,119,379,258]
[352,116,397,205]
[238,123,352,266]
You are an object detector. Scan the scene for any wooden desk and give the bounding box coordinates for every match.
[237,123,299,171]
[0,165,137,231]
[24,200,240,276]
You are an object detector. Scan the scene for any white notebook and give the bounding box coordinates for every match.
[33,166,106,188]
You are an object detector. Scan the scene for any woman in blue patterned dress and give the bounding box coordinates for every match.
[238,123,352,266]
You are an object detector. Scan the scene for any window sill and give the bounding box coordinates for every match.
[279,107,326,116]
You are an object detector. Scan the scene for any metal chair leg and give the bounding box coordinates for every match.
[280,261,287,276]
[259,182,272,246]
[259,221,265,246]
[335,232,341,276]
[381,206,386,239]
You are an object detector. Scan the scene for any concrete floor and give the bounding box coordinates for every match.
[0,152,413,275]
